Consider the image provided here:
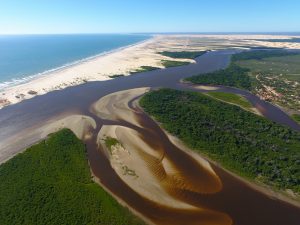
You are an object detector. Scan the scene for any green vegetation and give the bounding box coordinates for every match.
[256,38,300,43]
[161,60,190,68]
[236,54,300,79]
[0,129,143,225]
[140,89,300,194]
[122,166,138,177]
[159,51,207,59]
[104,136,122,153]
[236,54,300,111]
[186,50,300,111]
[131,66,159,74]
[291,114,300,124]
[109,66,160,77]
[207,92,253,110]
[231,50,298,61]
[249,46,283,50]
[109,74,125,78]
[186,64,252,89]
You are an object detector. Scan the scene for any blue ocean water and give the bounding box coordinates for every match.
[0,34,150,89]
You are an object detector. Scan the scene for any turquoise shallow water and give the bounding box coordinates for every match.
[0,34,150,89]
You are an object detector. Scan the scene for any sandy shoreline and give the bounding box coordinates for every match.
[0,36,194,108]
[1,34,300,109]
[1,85,300,224]
[93,88,231,224]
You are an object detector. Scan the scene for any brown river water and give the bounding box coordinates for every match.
[0,50,300,224]
[83,91,300,225]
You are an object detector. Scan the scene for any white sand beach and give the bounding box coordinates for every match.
[0,36,193,108]
[1,34,300,108]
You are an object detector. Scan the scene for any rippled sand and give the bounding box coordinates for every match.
[91,88,231,225]
[2,86,299,224]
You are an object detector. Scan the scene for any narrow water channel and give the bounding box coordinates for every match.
[84,90,300,225]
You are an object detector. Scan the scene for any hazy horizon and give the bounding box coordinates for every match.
[1,32,300,36]
[1,0,299,34]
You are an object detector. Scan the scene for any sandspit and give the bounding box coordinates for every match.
[1,34,300,109]
[92,88,230,224]
[0,36,194,108]
[0,114,96,164]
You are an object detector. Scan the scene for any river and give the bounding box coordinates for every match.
[0,50,299,224]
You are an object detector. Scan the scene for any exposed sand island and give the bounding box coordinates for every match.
[92,88,231,224]
[0,87,231,224]
[1,34,300,108]
[1,85,300,224]
[0,114,96,164]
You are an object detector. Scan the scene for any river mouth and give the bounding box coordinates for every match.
[1,50,300,224]
[80,87,300,225]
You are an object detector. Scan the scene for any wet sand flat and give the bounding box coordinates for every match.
[84,88,300,225]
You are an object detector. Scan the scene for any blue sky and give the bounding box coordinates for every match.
[0,0,299,34]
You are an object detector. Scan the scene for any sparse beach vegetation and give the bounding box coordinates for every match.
[109,74,125,78]
[159,51,207,59]
[161,60,191,68]
[130,66,160,74]
[186,50,300,111]
[104,136,122,153]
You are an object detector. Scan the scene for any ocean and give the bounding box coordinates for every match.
[0,34,150,89]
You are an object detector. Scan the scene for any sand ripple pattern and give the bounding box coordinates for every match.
[91,88,232,225]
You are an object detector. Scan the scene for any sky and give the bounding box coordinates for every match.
[0,0,299,34]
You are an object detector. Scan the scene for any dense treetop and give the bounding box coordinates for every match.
[140,89,300,193]
[185,50,300,90]
[0,129,144,225]
[186,64,252,89]
[159,51,207,59]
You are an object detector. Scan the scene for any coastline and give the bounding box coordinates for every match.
[1,34,300,109]
[0,36,159,108]
[1,48,300,223]
[0,35,204,109]
[0,37,152,90]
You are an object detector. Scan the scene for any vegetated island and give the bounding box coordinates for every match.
[140,89,300,196]
[108,51,208,78]
[0,129,144,225]
[159,51,207,59]
[185,50,300,113]
[130,66,160,74]
[160,51,207,68]
[161,60,191,68]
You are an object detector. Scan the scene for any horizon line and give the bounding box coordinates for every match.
[1,31,300,36]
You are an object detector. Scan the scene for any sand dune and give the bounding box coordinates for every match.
[1,34,300,109]
[0,37,192,108]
